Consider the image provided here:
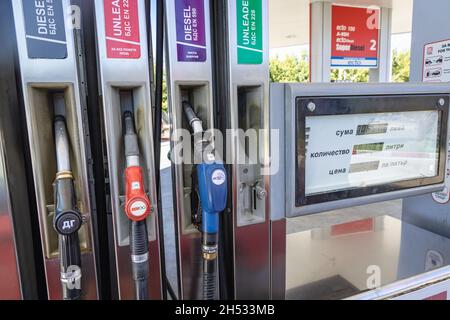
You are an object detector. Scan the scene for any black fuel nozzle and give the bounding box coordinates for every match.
[53,114,82,300]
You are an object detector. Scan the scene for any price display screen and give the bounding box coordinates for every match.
[296,95,448,206]
[306,111,440,195]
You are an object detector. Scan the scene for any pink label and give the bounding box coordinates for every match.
[104,0,141,59]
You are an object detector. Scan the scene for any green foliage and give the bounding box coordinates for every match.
[269,50,411,83]
[330,68,369,82]
[269,54,309,82]
[162,72,168,111]
[391,49,410,82]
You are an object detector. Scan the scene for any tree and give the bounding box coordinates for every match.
[269,54,309,82]
[391,49,410,82]
[269,50,411,83]
[330,68,369,82]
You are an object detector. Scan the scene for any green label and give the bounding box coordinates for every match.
[237,0,263,64]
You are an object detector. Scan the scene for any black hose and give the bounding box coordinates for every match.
[153,0,176,301]
[210,0,234,300]
[59,233,82,300]
[130,220,149,300]
[153,0,164,174]
[166,276,177,300]
[202,232,218,300]
[203,261,216,300]
[54,178,82,300]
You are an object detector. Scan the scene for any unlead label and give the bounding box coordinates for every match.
[175,0,206,62]
[237,0,263,64]
[22,0,67,59]
[104,0,141,59]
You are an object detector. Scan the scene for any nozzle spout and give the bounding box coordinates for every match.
[182,101,204,135]
[54,116,71,173]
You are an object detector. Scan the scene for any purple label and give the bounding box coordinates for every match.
[175,0,206,62]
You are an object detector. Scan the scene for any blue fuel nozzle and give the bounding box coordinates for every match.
[197,163,228,234]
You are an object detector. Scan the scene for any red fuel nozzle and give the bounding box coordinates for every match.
[125,166,151,221]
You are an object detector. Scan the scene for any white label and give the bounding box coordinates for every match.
[212,169,226,186]
[331,57,378,68]
[62,220,76,230]
[305,111,440,195]
[131,181,140,190]
[432,187,450,204]
[425,250,444,271]
[130,200,147,217]
[423,39,450,83]
[132,253,149,263]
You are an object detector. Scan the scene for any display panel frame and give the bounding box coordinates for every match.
[295,94,449,207]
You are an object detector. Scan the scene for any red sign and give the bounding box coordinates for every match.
[331,218,374,237]
[424,292,448,300]
[104,0,141,59]
[331,5,380,68]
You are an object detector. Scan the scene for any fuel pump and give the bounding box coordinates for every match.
[12,0,100,299]
[182,102,228,300]
[165,0,218,299]
[210,0,271,299]
[123,111,151,300]
[94,0,163,299]
[53,94,83,300]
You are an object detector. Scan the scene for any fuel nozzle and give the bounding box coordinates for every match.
[122,109,150,300]
[52,97,83,300]
[123,112,151,222]
[182,101,228,300]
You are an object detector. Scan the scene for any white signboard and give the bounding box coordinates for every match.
[423,40,450,204]
[423,39,450,82]
[305,111,440,196]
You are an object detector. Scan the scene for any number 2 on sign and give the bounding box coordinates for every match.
[370,39,377,51]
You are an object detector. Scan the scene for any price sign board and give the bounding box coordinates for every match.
[331,5,380,68]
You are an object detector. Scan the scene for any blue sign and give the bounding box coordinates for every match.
[22,0,67,59]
